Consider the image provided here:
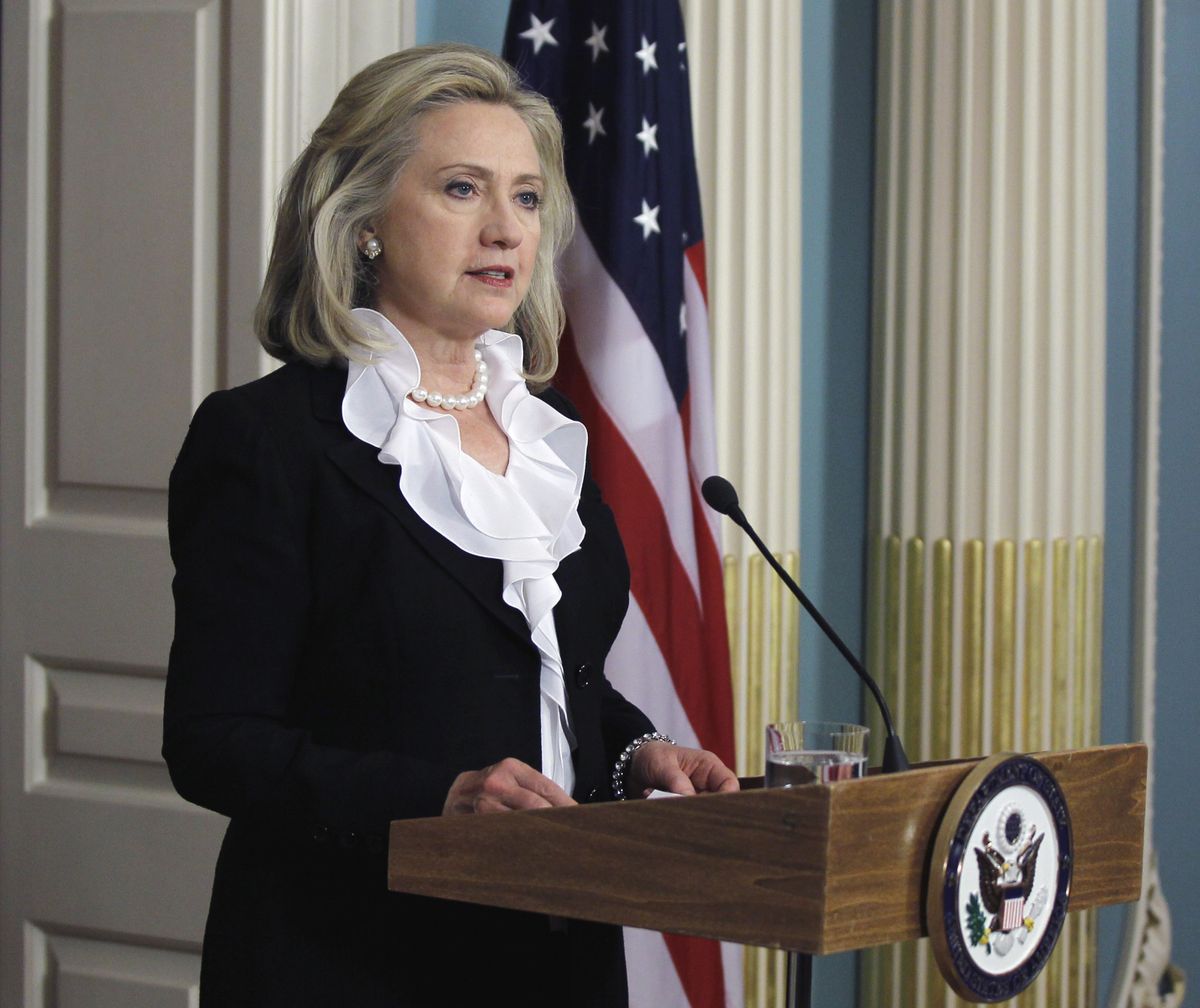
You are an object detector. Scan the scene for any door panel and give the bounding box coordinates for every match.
[29,931,201,1008]
[54,4,220,492]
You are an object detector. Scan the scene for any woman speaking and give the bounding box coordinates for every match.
[163,43,737,1007]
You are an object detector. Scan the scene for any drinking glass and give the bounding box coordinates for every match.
[766,721,869,1008]
[764,720,869,786]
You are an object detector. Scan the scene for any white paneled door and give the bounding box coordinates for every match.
[2,2,415,1002]
[0,1,269,1004]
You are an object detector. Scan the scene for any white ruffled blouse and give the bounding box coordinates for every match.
[341,308,587,794]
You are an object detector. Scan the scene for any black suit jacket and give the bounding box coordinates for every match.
[164,361,652,1007]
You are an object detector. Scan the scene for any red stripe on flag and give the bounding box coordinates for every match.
[685,241,709,303]
[557,330,735,766]
[662,933,727,1008]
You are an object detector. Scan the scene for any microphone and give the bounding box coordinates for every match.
[701,475,910,774]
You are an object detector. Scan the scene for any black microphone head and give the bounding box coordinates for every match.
[701,475,740,516]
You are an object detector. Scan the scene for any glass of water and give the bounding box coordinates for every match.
[765,720,869,786]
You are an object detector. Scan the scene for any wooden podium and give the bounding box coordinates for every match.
[388,742,1144,969]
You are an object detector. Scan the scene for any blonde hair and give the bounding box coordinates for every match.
[254,43,574,386]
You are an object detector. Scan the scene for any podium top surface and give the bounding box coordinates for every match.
[388,743,1145,954]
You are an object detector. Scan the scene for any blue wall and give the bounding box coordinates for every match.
[1153,0,1200,993]
[1100,0,1141,999]
[800,1,875,730]
[800,2,877,1003]
[419,0,507,50]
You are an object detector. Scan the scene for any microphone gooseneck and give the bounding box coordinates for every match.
[701,475,910,774]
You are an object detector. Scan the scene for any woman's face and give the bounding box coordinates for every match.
[367,101,544,346]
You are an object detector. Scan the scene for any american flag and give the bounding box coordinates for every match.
[503,3,739,1007]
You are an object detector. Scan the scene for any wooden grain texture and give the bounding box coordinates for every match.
[820,758,975,952]
[387,743,1144,954]
[1050,743,1147,909]
[389,784,838,949]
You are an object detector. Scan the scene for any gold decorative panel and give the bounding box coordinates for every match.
[724,550,798,1008]
[863,536,1103,1007]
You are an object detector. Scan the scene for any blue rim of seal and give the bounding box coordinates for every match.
[940,755,1074,1002]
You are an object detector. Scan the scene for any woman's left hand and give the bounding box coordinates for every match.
[628,741,739,798]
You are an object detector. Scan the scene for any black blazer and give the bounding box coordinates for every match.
[164,361,653,1007]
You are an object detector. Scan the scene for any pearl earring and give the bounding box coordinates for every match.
[364,237,382,260]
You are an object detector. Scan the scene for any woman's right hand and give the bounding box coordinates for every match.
[442,757,576,815]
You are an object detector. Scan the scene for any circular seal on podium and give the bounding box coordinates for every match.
[926,753,1073,1002]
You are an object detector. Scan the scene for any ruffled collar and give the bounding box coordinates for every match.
[341,308,587,569]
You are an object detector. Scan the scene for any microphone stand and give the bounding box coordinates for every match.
[701,477,910,1008]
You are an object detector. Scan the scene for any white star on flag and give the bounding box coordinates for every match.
[636,117,659,156]
[584,22,609,62]
[635,35,658,74]
[582,103,606,144]
[519,14,558,55]
[679,301,688,334]
[633,199,661,239]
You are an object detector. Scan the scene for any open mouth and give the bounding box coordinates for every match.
[468,268,514,280]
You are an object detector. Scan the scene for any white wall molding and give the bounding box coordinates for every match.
[263,0,415,200]
[681,0,802,554]
[259,0,417,300]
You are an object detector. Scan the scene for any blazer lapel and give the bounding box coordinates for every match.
[310,364,532,646]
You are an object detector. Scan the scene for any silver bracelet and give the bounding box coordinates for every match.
[611,732,675,800]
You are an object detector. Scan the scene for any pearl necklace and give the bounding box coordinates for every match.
[410,348,489,411]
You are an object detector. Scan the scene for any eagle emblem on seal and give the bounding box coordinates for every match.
[964,802,1050,957]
